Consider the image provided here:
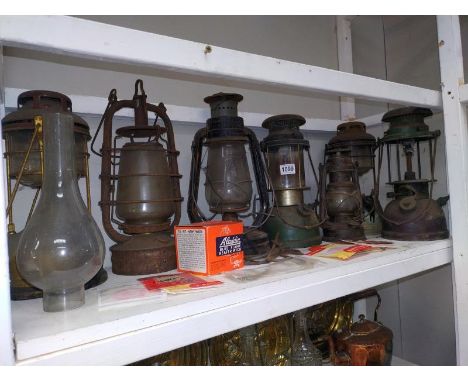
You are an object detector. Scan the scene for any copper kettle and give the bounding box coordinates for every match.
[328,314,393,366]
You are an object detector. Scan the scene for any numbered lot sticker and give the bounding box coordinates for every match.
[280,163,296,175]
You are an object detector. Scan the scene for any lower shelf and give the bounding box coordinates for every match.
[11,238,451,365]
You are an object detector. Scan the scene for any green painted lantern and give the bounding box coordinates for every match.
[260,114,321,248]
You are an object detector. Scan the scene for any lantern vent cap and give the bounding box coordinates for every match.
[262,114,306,130]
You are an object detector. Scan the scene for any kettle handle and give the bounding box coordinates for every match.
[344,288,381,322]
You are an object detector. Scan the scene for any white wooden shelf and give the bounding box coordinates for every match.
[0,16,442,109]
[11,239,451,366]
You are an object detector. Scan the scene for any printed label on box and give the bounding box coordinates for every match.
[216,234,243,257]
[280,163,296,175]
[176,229,206,273]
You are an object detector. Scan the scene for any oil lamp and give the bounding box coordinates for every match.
[2,90,107,300]
[319,147,365,242]
[187,93,270,259]
[326,122,379,236]
[375,107,449,241]
[95,79,183,275]
[260,114,321,248]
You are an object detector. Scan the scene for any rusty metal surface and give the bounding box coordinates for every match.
[97,80,182,244]
[111,233,177,275]
[329,314,393,366]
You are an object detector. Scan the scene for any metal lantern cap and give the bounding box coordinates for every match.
[18,90,72,111]
[329,121,376,146]
[2,90,90,138]
[262,114,306,130]
[204,93,243,118]
[261,114,308,149]
[381,106,436,142]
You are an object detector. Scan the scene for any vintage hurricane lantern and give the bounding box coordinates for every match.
[260,114,321,248]
[319,147,365,242]
[95,79,183,275]
[188,93,270,259]
[326,122,380,236]
[2,90,107,300]
[375,107,449,241]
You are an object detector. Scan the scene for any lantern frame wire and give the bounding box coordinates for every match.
[95,80,183,243]
[374,134,439,226]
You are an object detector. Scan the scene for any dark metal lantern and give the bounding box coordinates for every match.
[319,148,365,242]
[327,121,379,236]
[95,79,183,275]
[260,114,321,248]
[375,107,449,241]
[2,90,107,300]
[188,93,270,258]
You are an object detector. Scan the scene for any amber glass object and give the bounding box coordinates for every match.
[16,112,104,312]
[290,309,322,366]
[257,315,291,365]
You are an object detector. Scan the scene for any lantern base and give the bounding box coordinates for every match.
[381,197,449,242]
[262,205,322,248]
[322,225,366,243]
[242,228,271,263]
[111,232,177,275]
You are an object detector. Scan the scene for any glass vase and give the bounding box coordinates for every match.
[290,309,322,366]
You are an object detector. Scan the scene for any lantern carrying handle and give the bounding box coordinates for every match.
[90,88,118,157]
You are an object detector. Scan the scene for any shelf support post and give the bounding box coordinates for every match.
[0,44,15,366]
[336,15,356,121]
[437,15,468,365]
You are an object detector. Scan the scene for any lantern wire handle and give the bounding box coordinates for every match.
[91,88,118,157]
[5,119,40,218]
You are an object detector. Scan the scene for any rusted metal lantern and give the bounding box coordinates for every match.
[94,79,183,275]
[327,121,379,236]
[188,93,270,259]
[260,114,321,248]
[375,107,449,241]
[319,148,365,242]
[327,122,376,176]
[2,90,107,300]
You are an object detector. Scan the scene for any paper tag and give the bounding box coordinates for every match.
[280,163,296,175]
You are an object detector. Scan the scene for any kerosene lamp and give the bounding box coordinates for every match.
[2,90,107,300]
[319,147,365,242]
[260,114,321,247]
[326,122,379,236]
[375,107,449,240]
[95,79,183,275]
[187,93,271,259]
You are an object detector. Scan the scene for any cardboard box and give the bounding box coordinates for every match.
[174,221,244,275]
